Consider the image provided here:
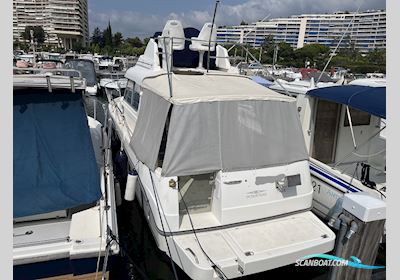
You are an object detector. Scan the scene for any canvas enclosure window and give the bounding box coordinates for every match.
[162,100,308,176]
[130,90,171,170]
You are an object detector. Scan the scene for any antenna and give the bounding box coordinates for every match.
[207,0,220,73]
[241,44,291,96]
[316,5,362,83]
[163,37,173,98]
[227,14,271,53]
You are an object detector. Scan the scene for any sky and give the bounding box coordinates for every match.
[88,0,386,39]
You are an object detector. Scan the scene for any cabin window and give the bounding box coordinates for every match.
[344,107,371,126]
[124,91,132,104]
[124,80,141,111]
[124,80,134,104]
[131,92,140,111]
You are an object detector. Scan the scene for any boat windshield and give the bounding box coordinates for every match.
[65,60,97,86]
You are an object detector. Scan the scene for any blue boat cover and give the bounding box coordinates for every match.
[13,89,101,218]
[307,85,386,119]
[250,75,274,87]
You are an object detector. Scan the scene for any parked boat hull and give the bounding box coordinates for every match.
[13,255,116,280]
[309,160,385,220]
[135,176,335,280]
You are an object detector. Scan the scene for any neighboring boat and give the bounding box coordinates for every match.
[250,75,274,87]
[108,20,335,280]
[35,59,64,69]
[98,71,127,100]
[62,52,80,63]
[65,59,98,96]
[268,77,339,97]
[112,57,128,71]
[39,52,62,61]
[13,73,119,279]
[19,54,36,64]
[98,56,114,71]
[366,72,385,79]
[296,83,386,222]
[348,77,386,87]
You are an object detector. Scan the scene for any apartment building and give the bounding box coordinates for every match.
[13,0,89,49]
[217,10,386,53]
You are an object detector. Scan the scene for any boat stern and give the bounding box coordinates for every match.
[169,211,335,280]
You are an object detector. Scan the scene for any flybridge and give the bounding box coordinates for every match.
[130,20,234,75]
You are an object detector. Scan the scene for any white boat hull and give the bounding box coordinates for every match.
[136,182,335,280]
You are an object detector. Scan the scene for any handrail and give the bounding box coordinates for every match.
[13,73,87,92]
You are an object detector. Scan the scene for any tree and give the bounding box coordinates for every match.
[103,21,113,47]
[13,38,20,49]
[143,37,150,46]
[113,32,123,48]
[126,37,143,48]
[91,27,103,46]
[33,26,45,44]
[132,46,146,56]
[90,43,101,54]
[295,44,330,60]
[21,26,45,44]
[276,42,294,64]
[72,40,84,52]
[366,49,385,65]
[119,42,134,56]
[259,35,276,64]
[102,45,113,56]
[240,20,248,25]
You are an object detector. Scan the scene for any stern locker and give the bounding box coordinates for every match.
[172,211,335,279]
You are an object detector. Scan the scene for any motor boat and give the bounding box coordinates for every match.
[296,82,386,224]
[98,56,114,71]
[13,73,119,279]
[112,57,128,71]
[98,71,128,100]
[107,20,335,280]
[268,77,339,97]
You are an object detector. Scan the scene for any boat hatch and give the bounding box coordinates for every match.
[172,211,335,279]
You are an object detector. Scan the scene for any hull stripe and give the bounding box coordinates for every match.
[309,164,361,193]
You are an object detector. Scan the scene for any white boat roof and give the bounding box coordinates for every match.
[142,73,294,105]
[349,78,386,87]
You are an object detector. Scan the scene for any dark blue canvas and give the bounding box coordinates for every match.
[13,90,101,218]
[308,85,386,119]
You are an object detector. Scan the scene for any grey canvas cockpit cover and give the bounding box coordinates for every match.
[130,90,171,169]
[162,100,308,176]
